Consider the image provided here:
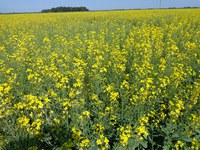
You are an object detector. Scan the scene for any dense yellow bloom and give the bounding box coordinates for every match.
[136,125,148,139]
[0,8,199,150]
[169,98,185,122]
[139,116,149,125]
[118,125,132,147]
[191,138,199,150]
[0,83,12,94]
[110,91,119,101]
[17,116,30,127]
[80,139,90,148]
[175,141,184,150]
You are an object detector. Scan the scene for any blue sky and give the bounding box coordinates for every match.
[0,0,200,13]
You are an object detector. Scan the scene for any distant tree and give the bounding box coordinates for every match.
[41,6,89,13]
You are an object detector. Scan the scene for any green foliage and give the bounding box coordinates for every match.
[41,6,89,13]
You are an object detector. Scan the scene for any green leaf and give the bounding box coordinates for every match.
[181,137,192,142]
[140,140,148,149]
[163,145,171,150]
[172,134,179,139]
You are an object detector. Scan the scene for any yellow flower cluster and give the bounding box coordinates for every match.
[118,125,132,147]
[136,116,149,140]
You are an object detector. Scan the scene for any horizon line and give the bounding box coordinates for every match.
[1,6,200,14]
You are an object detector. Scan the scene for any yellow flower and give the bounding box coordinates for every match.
[139,116,149,125]
[110,115,117,125]
[105,84,114,93]
[136,125,148,138]
[82,110,90,118]
[48,89,57,97]
[120,133,129,147]
[0,85,3,92]
[29,119,43,135]
[110,91,119,101]
[44,97,50,104]
[94,123,105,133]
[191,138,199,150]
[72,127,82,139]
[17,116,30,127]
[80,139,90,148]
[53,118,60,124]
[175,141,184,150]
[4,85,12,94]
[104,137,109,145]
[27,74,34,80]
[118,125,132,147]
[91,93,98,100]
[43,37,50,43]
[6,68,14,74]
[96,139,102,145]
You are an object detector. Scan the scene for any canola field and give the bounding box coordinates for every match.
[0,9,200,149]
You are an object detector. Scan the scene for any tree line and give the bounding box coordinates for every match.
[41,6,89,13]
